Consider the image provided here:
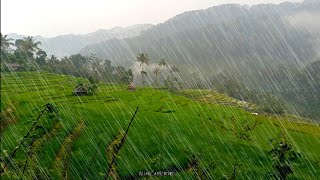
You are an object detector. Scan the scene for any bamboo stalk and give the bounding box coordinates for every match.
[104,107,139,180]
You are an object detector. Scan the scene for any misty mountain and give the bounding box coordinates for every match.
[80,0,320,71]
[7,24,153,58]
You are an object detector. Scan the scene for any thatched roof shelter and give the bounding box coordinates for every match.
[74,86,88,96]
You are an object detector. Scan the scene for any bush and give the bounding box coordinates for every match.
[269,133,301,180]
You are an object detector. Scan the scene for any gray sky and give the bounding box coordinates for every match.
[1,0,302,37]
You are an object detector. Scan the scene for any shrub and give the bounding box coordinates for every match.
[269,132,301,180]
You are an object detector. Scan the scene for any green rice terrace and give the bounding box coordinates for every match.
[1,71,320,179]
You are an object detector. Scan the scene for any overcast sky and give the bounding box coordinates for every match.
[1,0,302,37]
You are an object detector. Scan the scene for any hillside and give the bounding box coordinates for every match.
[1,72,319,179]
[78,0,320,121]
[80,1,320,68]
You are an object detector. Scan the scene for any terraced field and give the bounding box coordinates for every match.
[1,72,320,179]
[179,89,258,110]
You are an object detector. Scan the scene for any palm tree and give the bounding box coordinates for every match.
[48,55,58,63]
[22,36,41,53]
[158,58,168,85]
[136,53,150,85]
[47,55,59,71]
[158,58,167,68]
[14,36,41,68]
[0,33,14,51]
[167,65,180,90]
[170,65,179,73]
[153,67,160,86]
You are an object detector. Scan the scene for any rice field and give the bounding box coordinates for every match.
[1,71,319,179]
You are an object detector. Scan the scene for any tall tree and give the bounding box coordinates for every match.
[69,54,88,69]
[0,33,14,67]
[165,65,181,90]
[0,33,14,52]
[35,50,47,66]
[158,58,167,68]
[48,55,58,63]
[153,67,160,86]
[136,53,150,85]
[14,37,41,69]
[114,66,133,84]
[14,40,30,67]
[158,58,168,85]
[102,59,114,82]
[21,36,41,53]
[170,65,179,73]
[89,54,102,81]
[47,55,59,73]
[127,69,134,84]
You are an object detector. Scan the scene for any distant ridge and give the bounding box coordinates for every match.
[7,24,153,57]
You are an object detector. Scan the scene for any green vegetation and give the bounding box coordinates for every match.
[78,1,320,121]
[0,33,133,86]
[1,71,319,179]
[1,2,319,179]
[136,53,150,86]
[215,78,287,115]
[269,132,301,180]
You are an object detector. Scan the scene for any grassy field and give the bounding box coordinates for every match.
[1,71,320,179]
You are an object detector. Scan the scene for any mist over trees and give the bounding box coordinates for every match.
[80,1,319,67]
[78,0,320,120]
[0,34,133,85]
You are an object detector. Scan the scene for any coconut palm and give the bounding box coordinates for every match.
[158,58,168,85]
[47,55,59,71]
[0,33,14,51]
[158,58,167,68]
[153,67,160,75]
[153,67,160,86]
[136,53,150,85]
[166,65,180,90]
[14,37,41,68]
[22,36,41,53]
[48,55,58,63]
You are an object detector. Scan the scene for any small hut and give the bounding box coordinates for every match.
[74,86,88,96]
[128,82,136,91]
[7,63,22,71]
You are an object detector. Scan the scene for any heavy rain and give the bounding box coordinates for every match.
[1,0,319,179]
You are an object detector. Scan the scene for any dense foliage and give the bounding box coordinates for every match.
[1,33,133,85]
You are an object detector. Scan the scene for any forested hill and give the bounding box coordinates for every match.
[80,0,320,69]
